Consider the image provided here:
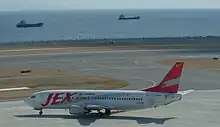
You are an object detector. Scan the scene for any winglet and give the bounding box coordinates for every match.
[142,62,184,93]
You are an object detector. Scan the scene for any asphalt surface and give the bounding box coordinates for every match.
[0,49,220,127]
[0,49,219,90]
[1,90,220,127]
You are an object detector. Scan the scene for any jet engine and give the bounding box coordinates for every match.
[69,105,85,115]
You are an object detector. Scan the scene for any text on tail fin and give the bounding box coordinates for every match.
[142,62,184,93]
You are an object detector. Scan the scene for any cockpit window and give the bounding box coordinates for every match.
[30,95,35,98]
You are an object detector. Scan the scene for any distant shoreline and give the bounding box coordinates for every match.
[0,36,220,49]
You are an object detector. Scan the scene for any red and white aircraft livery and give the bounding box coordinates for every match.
[24,62,194,117]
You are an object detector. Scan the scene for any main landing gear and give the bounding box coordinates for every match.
[96,109,111,117]
[84,109,91,116]
[105,109,111,116]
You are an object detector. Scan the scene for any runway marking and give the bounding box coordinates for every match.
[179,55,220,58]
[130,77,148,80]
[134,60,139,64]
[193,89,220,93]
[0,48,67,53]
[0,49,192,58]
[80,66,159,71]
[0,87,30,92]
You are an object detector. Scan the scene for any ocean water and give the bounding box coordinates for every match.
[0,9,220,43]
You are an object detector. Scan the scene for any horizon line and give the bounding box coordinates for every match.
[1,8,220,12]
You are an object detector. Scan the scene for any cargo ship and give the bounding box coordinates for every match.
[16,20,43,28]
[118,14,140,20]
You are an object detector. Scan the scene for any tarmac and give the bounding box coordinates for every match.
[0,48,220,127]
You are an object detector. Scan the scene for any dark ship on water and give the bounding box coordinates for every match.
[118,14,140,20]
[16,20,43,28]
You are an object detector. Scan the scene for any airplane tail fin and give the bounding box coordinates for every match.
[142,62,184,93]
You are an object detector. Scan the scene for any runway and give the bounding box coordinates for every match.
[1,48,220,126]
[0,49,219,90]
[0,90,219,127]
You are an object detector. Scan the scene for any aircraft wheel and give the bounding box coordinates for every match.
[105,109,111,116]
[84,111,90,116]
[39,110,43,115]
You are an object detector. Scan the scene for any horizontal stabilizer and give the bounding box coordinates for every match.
[177,89,194,95]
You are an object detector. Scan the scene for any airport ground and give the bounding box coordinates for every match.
[0,42,220,127]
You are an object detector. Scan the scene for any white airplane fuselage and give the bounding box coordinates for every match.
[25,89,182,113]
[24,62,190,116]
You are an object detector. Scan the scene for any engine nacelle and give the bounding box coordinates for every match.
[69,105,85,115]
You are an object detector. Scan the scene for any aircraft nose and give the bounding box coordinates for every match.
[24,98,34,107]
[24,98,30,104]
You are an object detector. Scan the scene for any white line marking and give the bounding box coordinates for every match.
[0,49,192,58]
[0,48,67,53]
[131,77,147,80]
[0,87,30,92]
[134,60,139,64]
[193,89,220,92]
[80,66,158,71]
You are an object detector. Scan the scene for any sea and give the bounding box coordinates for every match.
[1,9,220,43]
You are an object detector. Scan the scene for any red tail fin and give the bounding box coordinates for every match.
[142,62,184,93]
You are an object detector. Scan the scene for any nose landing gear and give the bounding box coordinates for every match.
[39,110,43,115]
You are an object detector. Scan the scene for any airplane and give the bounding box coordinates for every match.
[24,62,194,117]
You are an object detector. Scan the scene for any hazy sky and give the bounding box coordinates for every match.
[1,0,220,11]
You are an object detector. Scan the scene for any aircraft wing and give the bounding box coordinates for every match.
[85,104,126,114]
[177,89,194,95]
